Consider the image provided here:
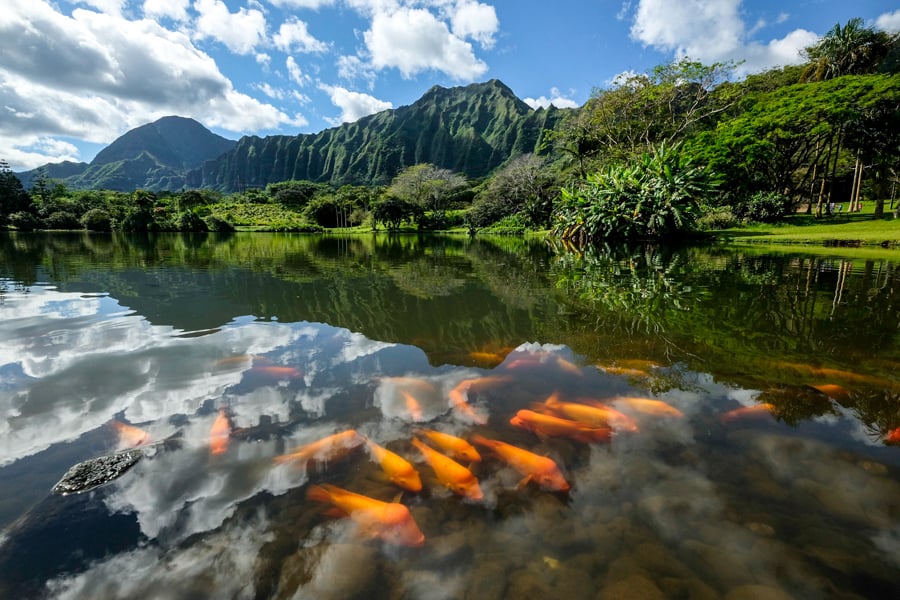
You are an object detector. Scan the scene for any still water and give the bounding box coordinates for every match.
[1,232,898,599]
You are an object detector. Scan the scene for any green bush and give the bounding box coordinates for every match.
[8,211,42,231]
[204,215,236,232]
[81,208,112,231]
[44,211,81,230]
[734,191,791,223]
[174,211,208,232]
[697,206,740,230]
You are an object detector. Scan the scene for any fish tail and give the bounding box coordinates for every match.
[306,484,333,504]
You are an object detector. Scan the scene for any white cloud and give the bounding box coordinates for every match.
[79,0,126,17]
[268,0,338,8]
[254,82,285,100]
[286,56,311,86]
[273,17,328,54]
[523,87,578,110]
[364,7,488,79]
[0,1,303,170]
[336,54,376,86]
[193,0,268,55]
[877,10,900,33]
[320,83,392,124]
[629,0,813,74]
[142,0,190,22]
[449,1,499,49]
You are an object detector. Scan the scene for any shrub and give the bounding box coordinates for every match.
[8,211,42,231]
[734,191,791,223]
[174,211,208,232]
[44,211,81,230]
[81,208,112,231]
[697,207,740,230]
[204,215,236,232]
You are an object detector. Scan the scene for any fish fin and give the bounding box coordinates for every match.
[515,475,533,490]
[391,492,404,503]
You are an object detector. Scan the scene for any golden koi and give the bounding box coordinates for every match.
[510,409,612,443]
[365,439,422,493]
[413,428,481,463]
[251,365,302,379]
[400,391,425,422]
[410,437,484,501]
[209,408,231,455]
[112,421,151,448]
[306,483,426,547]
[612,396,683,418]
[471,435,569,492]
[719,403,777,424]
[543,393,640,433]
[886,427,900,444]
[273,429,365,466]
[810,383,852,400]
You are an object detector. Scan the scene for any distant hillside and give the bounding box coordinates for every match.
[18,116,237,191]
[188,79,567,192]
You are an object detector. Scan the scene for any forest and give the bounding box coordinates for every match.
[1,18,898,243]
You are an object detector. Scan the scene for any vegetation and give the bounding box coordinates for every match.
[2,17,898,242]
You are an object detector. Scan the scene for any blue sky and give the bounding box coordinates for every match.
[2,1,899,171]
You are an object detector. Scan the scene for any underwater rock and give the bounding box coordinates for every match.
[464,562,507,600]
[596,575,666,600]
[283,543,378,600]
[657,576,719,600]
[724,584,794,600]
[51,448,144,495]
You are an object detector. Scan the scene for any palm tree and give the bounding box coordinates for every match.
[802,18,898,81]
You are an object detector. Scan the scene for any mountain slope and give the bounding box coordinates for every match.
[189,79,566,192]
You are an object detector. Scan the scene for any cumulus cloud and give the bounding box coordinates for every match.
[364,7,488,79]
[877,10,900,33]
[79,0,126,17]
[0,1,302,170]
[286,56,312,86]
[449,1,499,49]
[142,0,190,22]
[269,0,338,8]
[193,0,268,55]
[273,17,329,54]
[628,0,811,75]
[523,87,579,109]
[320,83,392,124]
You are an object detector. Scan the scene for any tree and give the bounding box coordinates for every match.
[371,196,422,231]
[0,159,32,227]
[802,18,900,81]
[472,154,556,228]
[387,164,468,216]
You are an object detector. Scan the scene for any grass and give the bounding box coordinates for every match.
[717,202,900,248]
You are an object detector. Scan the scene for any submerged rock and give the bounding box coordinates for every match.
[51,448,144,495]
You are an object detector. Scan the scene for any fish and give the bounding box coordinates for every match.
[400,391,425,422]
[885,427,900,444]
[250,365,303,379]
[112,420,151,448]
[273,429,365,466]
[381,376,438,394]
[468,351,506,367]
[446,375,511,425]
[365,439,422,493]
[719,403,777,424]
[413,428,481,463]
[542,393,640,433]
[510,409,613,443]
[471,435,570,492]
[209,408,231,455]
[810,383,852,400]
[612,396,683,418]
[306,483,426,547]
[503,353,583,376]
[410,437,484,501]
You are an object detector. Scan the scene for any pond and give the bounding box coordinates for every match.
[1,231,898,599]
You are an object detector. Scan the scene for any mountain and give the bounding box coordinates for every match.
[188,79,567,192]
[18,116,237,191]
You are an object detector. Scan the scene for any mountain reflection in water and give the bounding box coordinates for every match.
[1,232,899,599]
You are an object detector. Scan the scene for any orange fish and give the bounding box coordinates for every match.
[719,403,777,424]
[885,427,900,444]
[112,421,151,448]
[468,351,506,367]
[448,385,488,425]
[471,435,569,492]
[273,429,365,466]
[511,409,613,443]
[306,483,426,547]
[209,408,231,455]
[504,353,583,376]
[543,393,640,433]
[810,384,851,400]
[251,365,302,379]
[413,428,481,463]
[365,439,422,493]
[381,376,437,394]
[612,396,683,418]
[400,391,425,422]
[410,437,484,501]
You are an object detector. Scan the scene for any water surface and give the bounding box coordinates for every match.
[1,232,898,599]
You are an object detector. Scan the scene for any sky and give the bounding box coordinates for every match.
[2,1,899,172]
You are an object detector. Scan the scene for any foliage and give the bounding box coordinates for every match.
[81,208,113,231]
[552,142,717,243]
[696,207,740,230]
[7,211,42,231]
[371,196,422,230]
[174,210,208,232]
[203,215,236,232]
[802,18,900,81]
[0,159,31,227]
[734,192,792,223]
[267,180,332,206]
[472,154,557,228]
[43,211,82,230]
[387,163,469,215]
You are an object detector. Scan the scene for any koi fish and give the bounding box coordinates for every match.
[612,396,683,418]
[448,385,488,425]
[400,391,425,422]
[112,421,151,448]
[719,403,777,424]
[504,353,583,376]
[885,427,900,444]
[510,409,613,443]
[306,483,426,547]
[413,428,481,463]
[250,365,302,379]
[273,429,365,466]
[543,393,640,433]
[410,437,484,501]
[209,408,231,455]
[365,439,422,493]
[468,351,506,367]
[471,435,569,492]
[810,383,851,400]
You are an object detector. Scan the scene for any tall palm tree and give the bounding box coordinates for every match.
[802,18,898,81]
